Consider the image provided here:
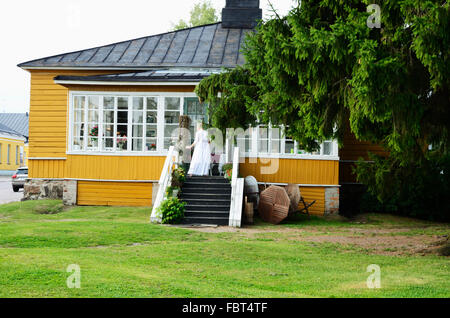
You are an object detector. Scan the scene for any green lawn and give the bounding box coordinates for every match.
[0,200,448,298]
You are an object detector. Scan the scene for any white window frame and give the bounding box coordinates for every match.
[238,125,339,161]
[68,91,196,156]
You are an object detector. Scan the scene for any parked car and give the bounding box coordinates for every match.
[12,167,28,192]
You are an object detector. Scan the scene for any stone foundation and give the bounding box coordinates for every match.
[325,187,340,215]
[23,179,78,206]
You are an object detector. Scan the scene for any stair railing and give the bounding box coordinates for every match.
[229,147,244,227]
[150,146,179,223]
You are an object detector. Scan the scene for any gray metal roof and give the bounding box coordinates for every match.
[54,70,214,83]
[18,23,253,70]
[0,113,29,138]
[0,122,23,138]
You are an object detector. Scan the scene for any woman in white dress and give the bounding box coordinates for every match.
[186,122,211,177]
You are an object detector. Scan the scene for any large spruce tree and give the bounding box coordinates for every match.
[196,0,449,220]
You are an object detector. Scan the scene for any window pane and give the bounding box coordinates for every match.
[285,140,295,154]
[133,97,144,110]
[117,125,128,137]
[88,110,98,122]
[88,96,99,110]
[271,139,281,153]
[88,125,99,139]
[165,125,179,139]
[133,125,143,138]
[74,96,85,110]
[272,127,281,139]
[132,138,143,151]
[102,138,114,151]
[145,139,157,151]
[165,111,179,124]
[74,109,84,123]
[147,97,157,110]
[73,137,84,150]
[165,97,180,110]
[323,142,332,155]
[104,97,114,110]
[146,125,157,138]
[118,97,128,110]
[116,137,128,151]
[117,111,128,124]
[103,111,114,123]
[258,140,269,153]
[87,137,98,150]
[133,111,144,124]
[259,127,269,139]
[74,124,84,136]
[103,125,114,137]
[146,111,157,124]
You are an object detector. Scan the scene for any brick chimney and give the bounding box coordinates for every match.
[222,0,262,29]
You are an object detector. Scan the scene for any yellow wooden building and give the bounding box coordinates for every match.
[18,1,381,220]
[0,123,27,175]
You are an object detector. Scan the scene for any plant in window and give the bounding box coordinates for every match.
[157,197,185,225]
[117,135,127,149]
[89,126,99,141]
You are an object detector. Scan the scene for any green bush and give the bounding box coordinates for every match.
[355,152,450,222]
[158,197,186,225]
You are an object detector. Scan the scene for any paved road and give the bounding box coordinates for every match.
[0,177,24,204]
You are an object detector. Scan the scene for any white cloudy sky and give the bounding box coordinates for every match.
[0,0,295,113]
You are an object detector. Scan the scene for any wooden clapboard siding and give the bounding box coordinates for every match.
[240,158,339,185]
[299,187,325,216]
[28,155,165,181]
[339,122,388,183]
[77,181,152,207]
[340,123,388,162]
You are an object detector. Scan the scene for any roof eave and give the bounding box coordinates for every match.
[54,80,201,86]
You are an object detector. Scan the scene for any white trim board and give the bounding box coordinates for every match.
[28,157,67,160]
[30,178,158,183]
[56,80,200,86]
[258,182,341,188]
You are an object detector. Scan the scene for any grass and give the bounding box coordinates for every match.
[0,200,449,298]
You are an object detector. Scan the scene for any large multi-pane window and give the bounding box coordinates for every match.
[71,93,187,153]
[70,93,337,157]
[237,125,337,157]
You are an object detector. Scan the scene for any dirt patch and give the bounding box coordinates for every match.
[191,225,449,256]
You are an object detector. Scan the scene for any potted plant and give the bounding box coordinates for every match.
[171,167,186,188]
[89,125,98,141]
[222,163,233,182]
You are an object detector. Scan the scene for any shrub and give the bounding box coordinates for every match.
[158,197,186,224]
[355,152,450,222]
